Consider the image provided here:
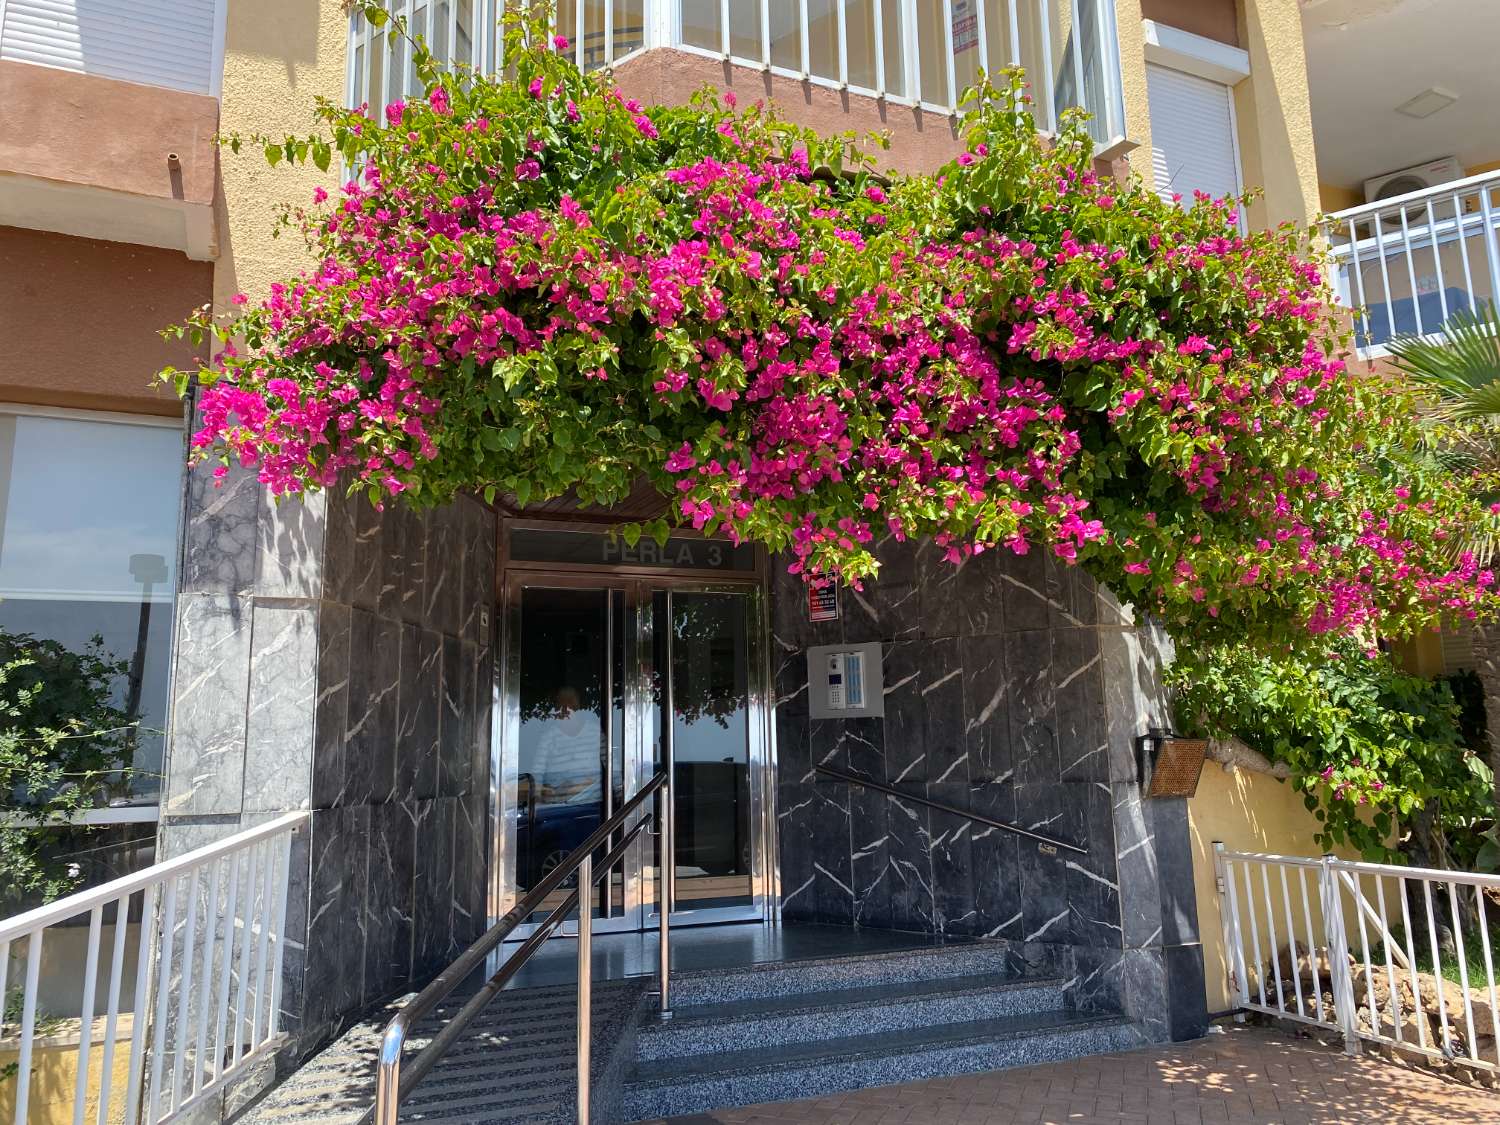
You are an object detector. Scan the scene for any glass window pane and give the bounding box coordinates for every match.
[806,0,837,80]
[914,0,947,105]
[0,414,183,805]
[614,0,645,58]
[680,0,720,51]
[845,0,878,89]
[769,0,799,70]
[731,0,762,60]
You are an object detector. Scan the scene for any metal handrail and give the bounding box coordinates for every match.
[370,768,673,1125]
[814,764,1086,856]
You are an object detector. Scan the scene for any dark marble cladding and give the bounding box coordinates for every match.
[163,472,498,1054]
[771,541,1208,1040]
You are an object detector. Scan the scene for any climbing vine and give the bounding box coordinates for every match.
[164,6,1500,650]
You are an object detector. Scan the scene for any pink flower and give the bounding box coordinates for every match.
[312,186,328,204]
[385,101,405,126]
[554,35,570,50]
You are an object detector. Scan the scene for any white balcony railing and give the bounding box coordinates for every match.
[1215,844,1500,1071]
[1325,169,1500,359]
[0,813,305,1124]
[348,1,1127,148]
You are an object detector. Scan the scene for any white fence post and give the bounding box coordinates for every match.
[1212,842,1248,1018]
[1318,854,1361,1055]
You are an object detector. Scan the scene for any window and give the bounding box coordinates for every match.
[1146,62,1242,209]
[0,408,184,811]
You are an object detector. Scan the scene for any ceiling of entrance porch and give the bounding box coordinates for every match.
[1301,0,1500,192]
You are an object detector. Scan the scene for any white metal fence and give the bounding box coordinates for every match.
[1324,170,1500,359]
[0,812,306,1124]
[348,1,1126,146]
[1215,843,1500,1069]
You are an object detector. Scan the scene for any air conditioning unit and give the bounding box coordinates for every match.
[1363,156,1464,204]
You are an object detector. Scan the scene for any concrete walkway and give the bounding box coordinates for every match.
[656,1025,1500,1124]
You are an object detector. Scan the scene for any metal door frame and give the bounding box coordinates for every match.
[489,525,777,938]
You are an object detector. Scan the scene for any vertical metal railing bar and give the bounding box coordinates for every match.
[575,0,584,67]
[1345,219,1367,343]
[15,930,44,1124]
[169,865,203,1112]
[192,856,224,1096]
[252,836,277,1048]
[212,849,241,1082]
[1297,867,1324,1023]
[605,0,616,68]
[1318,856,1358,1054]
[1259,863,1286,1012]
[1096,0,1122,141]
[1372,213,1398,343]
[658,776,673,1014]
[1479,185,1500,317]
[70,904,105,1125]
[1223,856,1251,1007]
[1398,877,1430,1052]
[942,0,957,112]
[232,842,261,1068]
[267,832,295,1037]
[873,0,885,97]
[1449,881,1478,1059]
[1006,0,1020,67]
[1426,198,1451,326]
[1398,207,1425,338]
[1349,873,1376,1035]
[147,874,179,1123]
[719,0,729,56]
[1242,862,1266,1007]
[576,852,593,1125]
[96,892,132,1125]
[1374,875,1401,1045]
[121,882,157,1125]
[1455,191,1478,304]
[1277,867,1304,1018]
[1422,880,1452,1054]
[1478,891,1500,1066]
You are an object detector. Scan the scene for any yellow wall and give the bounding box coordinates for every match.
[213,0,347,315]
[1113,0,1156,185]
[1232,0,1320,230]
[0,1021,135,1125]
[1189,763,1365,1012]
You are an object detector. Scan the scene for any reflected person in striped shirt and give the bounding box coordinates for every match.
[535,686,604,802]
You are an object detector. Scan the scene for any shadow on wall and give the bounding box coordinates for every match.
[225,0,323,83]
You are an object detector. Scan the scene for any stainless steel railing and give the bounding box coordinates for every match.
[369,768,673,1125]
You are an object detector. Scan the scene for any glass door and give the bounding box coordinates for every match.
[652,588,766,924]
[494,573,772,936]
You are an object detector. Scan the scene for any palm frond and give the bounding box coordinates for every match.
[1388,305,1500,413]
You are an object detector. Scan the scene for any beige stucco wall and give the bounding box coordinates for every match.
[1233,0,1320,230]
[214,0,347,315]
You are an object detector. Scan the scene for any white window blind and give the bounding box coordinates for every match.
[1146,62,1241,208]
[0,0,222,96]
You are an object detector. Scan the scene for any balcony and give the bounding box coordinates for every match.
[348,0,1128,150]
[1324,170,1500,360]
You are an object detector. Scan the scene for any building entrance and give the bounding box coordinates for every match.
[492,525,774,935]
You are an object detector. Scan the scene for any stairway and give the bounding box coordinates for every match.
[620,941,1146,1122]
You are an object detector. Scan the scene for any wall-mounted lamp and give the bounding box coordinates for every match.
[1136,727,1208,799]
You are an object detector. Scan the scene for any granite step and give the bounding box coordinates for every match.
[666,939,1023,1005]
[622,1010,1148,1121]
[637,974,1068,1061]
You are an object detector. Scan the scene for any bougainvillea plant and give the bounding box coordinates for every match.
[163,6,1500,652]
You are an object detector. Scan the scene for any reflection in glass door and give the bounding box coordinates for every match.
[509,584,632,929]
[654,590,756,920]
[495,573,770,936]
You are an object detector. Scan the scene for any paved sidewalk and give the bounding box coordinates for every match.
[656,1025,1500,1124]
